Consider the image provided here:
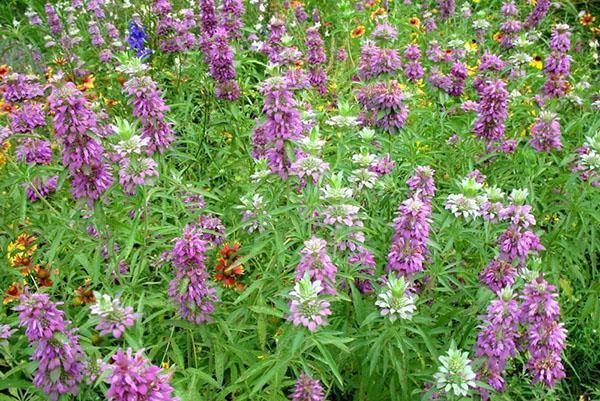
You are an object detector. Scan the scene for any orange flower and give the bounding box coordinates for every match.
[74,279,96,305]
[409,17,421,27]
[3,283,22,304]
[579,13,595,26]
[215,242,245,290]
[7,233,37,268]
[493,32,504,42]
[370,7,386,19]
[53,57,68,66]
[351,25,366,38]
[33,264,54,287]
[45,66,54,81]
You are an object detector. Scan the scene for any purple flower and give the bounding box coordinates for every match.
[91,294,141,338]
[475,289,519,392]
[520,275,567,387]
[26,175,58,202]
[15,292,86,400]
[2,73,44,102]
[10,102,45,133]
[387,196,431,276]
[525,0,550,29]
[358,41,402,81]
[438,0,456,20]
[290,373,325,401]
[124,76,175,153]
[295,237,338,295]
[252,77,303,177]
[44,3,63,34]
[406,165,436,200]
[208,28,237,82]
[48,82,113,202]
[336,49,347,61]
[529,111,562,152]
[221,0,245,39]
[168,225,219,324]
[371,21,397,41]
[199,0,218,37]
[479,258,517,293]
[306,26,328,94]
[118,156,158,195]
[102,348,179,401]
[472,79,508,146]
[197,213,226,246]
[356,80,409,134]
[16,138,52,165]
[288,278,332,332]
[215,79,240,101]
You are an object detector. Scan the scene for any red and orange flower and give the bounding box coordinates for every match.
[215,242,245,290]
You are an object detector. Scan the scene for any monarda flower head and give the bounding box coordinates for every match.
[529,111,562,152]
[295,237,337,295]
[434,344,477,397]
[221,0,245,38]
[168,224,219,324]
[472,78,508,146]
[252,77,303,177]
[102,348,179,401]
[2,73,44,103]
[520,274,567,387]
[288,276,332,332]
[199,0,218,37]
[15,291,86,400]
[356,80,409,134]
[475,288,519,393]
[9,102,45,133]
[16,138,52,165]
[305,26,327,94]
[90,293,141,338]
[290,373,325,401]
[124,75,175,153]
[387,195,432,276]
[375,274,417,321]
[26,175,58,202]
[524,0,550,29]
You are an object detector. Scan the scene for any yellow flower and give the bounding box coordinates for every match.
[77,75,95,91]
[351,25,366,38]
[467,65,477,77]
[465,41,478,52]
[492,32,503,42]
[529,57,543,70]
[161,362,170,369]
[409,32,420,40]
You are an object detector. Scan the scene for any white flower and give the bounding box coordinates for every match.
[509,188,529,204]
[375,275,416,322]
[445,194,480,220]
[325,115,359,128]
[290,277,322,303]
[434,344,477,397]
[321,184,353,200]
[349,168,378,189]
[582,150,600,170]
[352,152,377,167]
[90,293,120,317]
[472,19,490,30]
